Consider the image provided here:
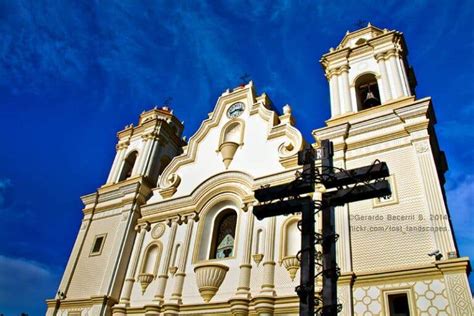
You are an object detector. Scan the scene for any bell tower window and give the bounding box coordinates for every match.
[210,209,237,259]
[118,151,138,181]
[355,73,381,110]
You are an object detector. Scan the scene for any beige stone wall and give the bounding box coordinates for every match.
[68,211,121,298]
[347,144,435,272]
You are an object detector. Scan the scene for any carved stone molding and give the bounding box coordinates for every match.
[415,141,429,153]
[137,273,154,294]
[151,223,166,239]
[134,221,151,232]
[281,256,300,281]
[252,253,264,266]
[159,173,181,198]
[193,263,229,302]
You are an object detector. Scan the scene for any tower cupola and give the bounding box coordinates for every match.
[320,23,417,118]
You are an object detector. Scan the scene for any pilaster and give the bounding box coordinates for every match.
[375,53,392,103]
[339,65,352,114]
[328,71,341,117]
[118,221,151,305]
[109,144,128,184]
[169,212,198,305]
[386,49,404,99]
[412,139,456,258]
[436,259,474,315]
[254,215,276,314]
[153,217,179,304]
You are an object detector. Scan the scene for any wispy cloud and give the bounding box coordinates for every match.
[0,255,61,315]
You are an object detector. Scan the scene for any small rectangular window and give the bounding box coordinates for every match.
[373,174,398,207]
[388,293,410,316]
[90,234,106,256]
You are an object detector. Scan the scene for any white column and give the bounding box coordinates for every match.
[260,216,276,295]
[144,138,160,176]
[328,72,341,117]
[170,214,197,304]
[134,136,152,176]
[110,147,127,183]
[339,66,352,114]
[376,54,392,103]
[154,219,178,304]
[387,50,404,99]
[107,149,122,184]
[119,222,150,304]
[396,56,411,96]
[235,204,255,297]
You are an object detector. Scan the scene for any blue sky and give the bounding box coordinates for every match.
[0,1,473,315]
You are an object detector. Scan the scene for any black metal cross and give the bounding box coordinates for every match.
[253,140,391,315]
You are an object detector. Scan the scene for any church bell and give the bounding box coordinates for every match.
[363,89,380,108]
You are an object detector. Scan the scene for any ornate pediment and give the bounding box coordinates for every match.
[156,81,304,200]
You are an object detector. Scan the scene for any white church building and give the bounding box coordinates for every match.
[46,25,473,315]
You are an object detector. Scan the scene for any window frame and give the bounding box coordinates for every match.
[209,208,238,260]
[382,287,415,316]
[373,174,399,207]
[89,233,107,257]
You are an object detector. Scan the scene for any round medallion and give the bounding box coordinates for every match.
[151,223,166,239]
[227,102,245,118]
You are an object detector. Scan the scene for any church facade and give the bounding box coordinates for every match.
[47,25,473,315]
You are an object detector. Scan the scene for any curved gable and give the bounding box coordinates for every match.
[153,81,304,201]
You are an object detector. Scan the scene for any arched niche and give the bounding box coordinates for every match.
[354,72,381,111]
[218,119,245,168]
[279,215,301,263]
[118,151,138,181]
[139,241,163,277]
[279,215,302,281]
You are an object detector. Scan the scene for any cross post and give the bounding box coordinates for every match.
[253,140,391,315]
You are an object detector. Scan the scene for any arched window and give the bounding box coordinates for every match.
[355,73,381,110]
[118,151,138,181]
[210,209,237,259]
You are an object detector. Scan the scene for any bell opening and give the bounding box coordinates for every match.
[356,73,381,110]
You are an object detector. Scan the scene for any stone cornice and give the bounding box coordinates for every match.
[321,28,406,70]
[313,97,433,153]
[140,168,299,223]
[325,64,351,79]
[354,258,471,286]
[322,96,416,127]
[81,176,153,215]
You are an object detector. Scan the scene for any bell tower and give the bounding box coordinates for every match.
[50,106,186,316]
[105,106,185,187]
[321,23,417,117]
